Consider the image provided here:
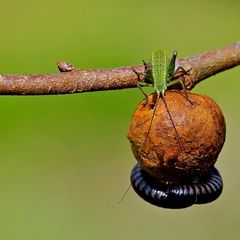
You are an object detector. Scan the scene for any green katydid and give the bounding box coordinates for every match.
[132,49,192,151]
[119,49,192,203]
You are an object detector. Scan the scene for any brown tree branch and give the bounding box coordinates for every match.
[0,41,239,95]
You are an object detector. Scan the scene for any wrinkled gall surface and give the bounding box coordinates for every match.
[128,91,226,184]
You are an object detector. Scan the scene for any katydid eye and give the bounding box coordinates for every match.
[130,164,223,209]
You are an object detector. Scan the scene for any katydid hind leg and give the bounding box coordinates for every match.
[141,92,185,154]
[171,65,191,80]
[167,79,194,105]
[171,63,195,105]
[161,95,185,152]
[141,93,160,152]
[176,79,195,105]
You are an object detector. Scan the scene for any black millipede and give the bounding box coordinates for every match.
[130,164,223,209]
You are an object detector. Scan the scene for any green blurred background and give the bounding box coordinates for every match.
[0,0,239,239]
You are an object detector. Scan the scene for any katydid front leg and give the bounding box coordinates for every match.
[132,66,152,100]
[137,82,150,99]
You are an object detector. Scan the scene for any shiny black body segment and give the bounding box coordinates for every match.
[130,164,223,209]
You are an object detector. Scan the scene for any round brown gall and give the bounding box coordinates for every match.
[127,91,226,184]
